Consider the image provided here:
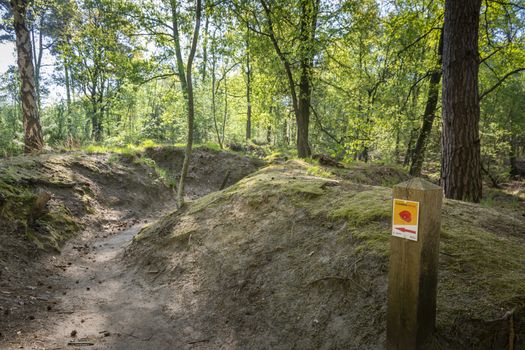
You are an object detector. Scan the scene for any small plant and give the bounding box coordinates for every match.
[140,139,159,149]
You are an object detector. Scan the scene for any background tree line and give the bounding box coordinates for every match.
[0,0,524,203]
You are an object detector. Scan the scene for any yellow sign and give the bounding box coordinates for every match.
[392,199,419,241]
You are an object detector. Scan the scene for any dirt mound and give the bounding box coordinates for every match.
[0,152,171,250]
[0,151,174,336]
[144,146,265,198]
[0,147,263,345]
[127,160,525,349]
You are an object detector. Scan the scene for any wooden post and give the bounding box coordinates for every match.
[387,178,443,349]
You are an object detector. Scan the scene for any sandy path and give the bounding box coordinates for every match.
[2,214,185,350]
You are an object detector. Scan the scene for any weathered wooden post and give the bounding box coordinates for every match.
[387,178,443,349]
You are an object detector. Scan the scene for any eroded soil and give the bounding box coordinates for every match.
[1,150,524,349]
[0,147,263,350]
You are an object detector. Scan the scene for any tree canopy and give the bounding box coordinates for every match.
[0,0,524,201]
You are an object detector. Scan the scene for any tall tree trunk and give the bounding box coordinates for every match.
[11,0,44,153]
[210,33,221,148]
[296,0,319,158]
[64,57,73,139]
[222,72,228,147]
[297,65,312,157]
[509,111,519,177]
[245,25,252,140]
[170,0,188,96]
[410,29,444,176]
[91,100,102,142]
[29,14,44,111]
[174,0,202,207]
[260,0,318,158]
[441,0,482,202]
[403,128,417,166]
[201,10,209,83]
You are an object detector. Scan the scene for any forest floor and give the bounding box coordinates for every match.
[0,147,524,349]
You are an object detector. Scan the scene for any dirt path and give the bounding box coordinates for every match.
[1,210,186,350]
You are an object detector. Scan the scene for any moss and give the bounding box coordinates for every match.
[197,142,222,152]
[1,179,82,251]
[330,188,391,226]
[188,189,233,214]
[327,162,409,187]
[306,165,334,178]
[350,222,390,256]
[29,206,81,251]
[264,150,294,163]
[234,172,326,203]
[481,187,523,211]
[0,179,35,227]
[439,221,525,312]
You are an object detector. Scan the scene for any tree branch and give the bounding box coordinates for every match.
[480,67,525,100]
[487,0,525,10]
[139,72,177,85]
[310,103,343,145]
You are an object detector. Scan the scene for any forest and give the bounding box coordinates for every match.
[0,0,523,201]
[0,0,525,349]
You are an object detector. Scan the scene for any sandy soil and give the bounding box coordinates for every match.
[0,147,263,350]
[1,211,181,349]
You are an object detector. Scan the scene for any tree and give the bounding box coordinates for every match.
[259,0,319,158]
[441,0,482,202]
[9,0,44,153]
[170,0,202,206]
[245,23,252,140]
[64,0,141,142]
[409,29,443,177]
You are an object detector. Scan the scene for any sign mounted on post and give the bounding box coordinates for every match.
[387,179,442,349]
[392,199,419,241]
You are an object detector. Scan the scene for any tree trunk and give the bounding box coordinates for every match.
[410,30,444,176]
[30,18,43,111]
[260,0,318,158]
[295,0,318,158]
[64,57,73,139]
[441,0,482,202]
[297,64,312,157]
[245,25,252,141]
[201,11,209,83]
[91,101,103,142]
[170,0,188,96]
[11,0,44,153]
[211,36,221,148]
[221,71,228,147]
[509,118,519,177]
[175,0,202,207]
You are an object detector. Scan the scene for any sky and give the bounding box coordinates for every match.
[0,41,64,105]
[0,41,16,74]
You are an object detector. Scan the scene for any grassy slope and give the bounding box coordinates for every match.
[132,160,525,349]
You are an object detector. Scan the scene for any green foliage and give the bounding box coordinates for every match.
[0,0,523,184]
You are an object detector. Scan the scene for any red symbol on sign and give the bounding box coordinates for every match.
[396,227,416,234]
[399,210,412,223]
